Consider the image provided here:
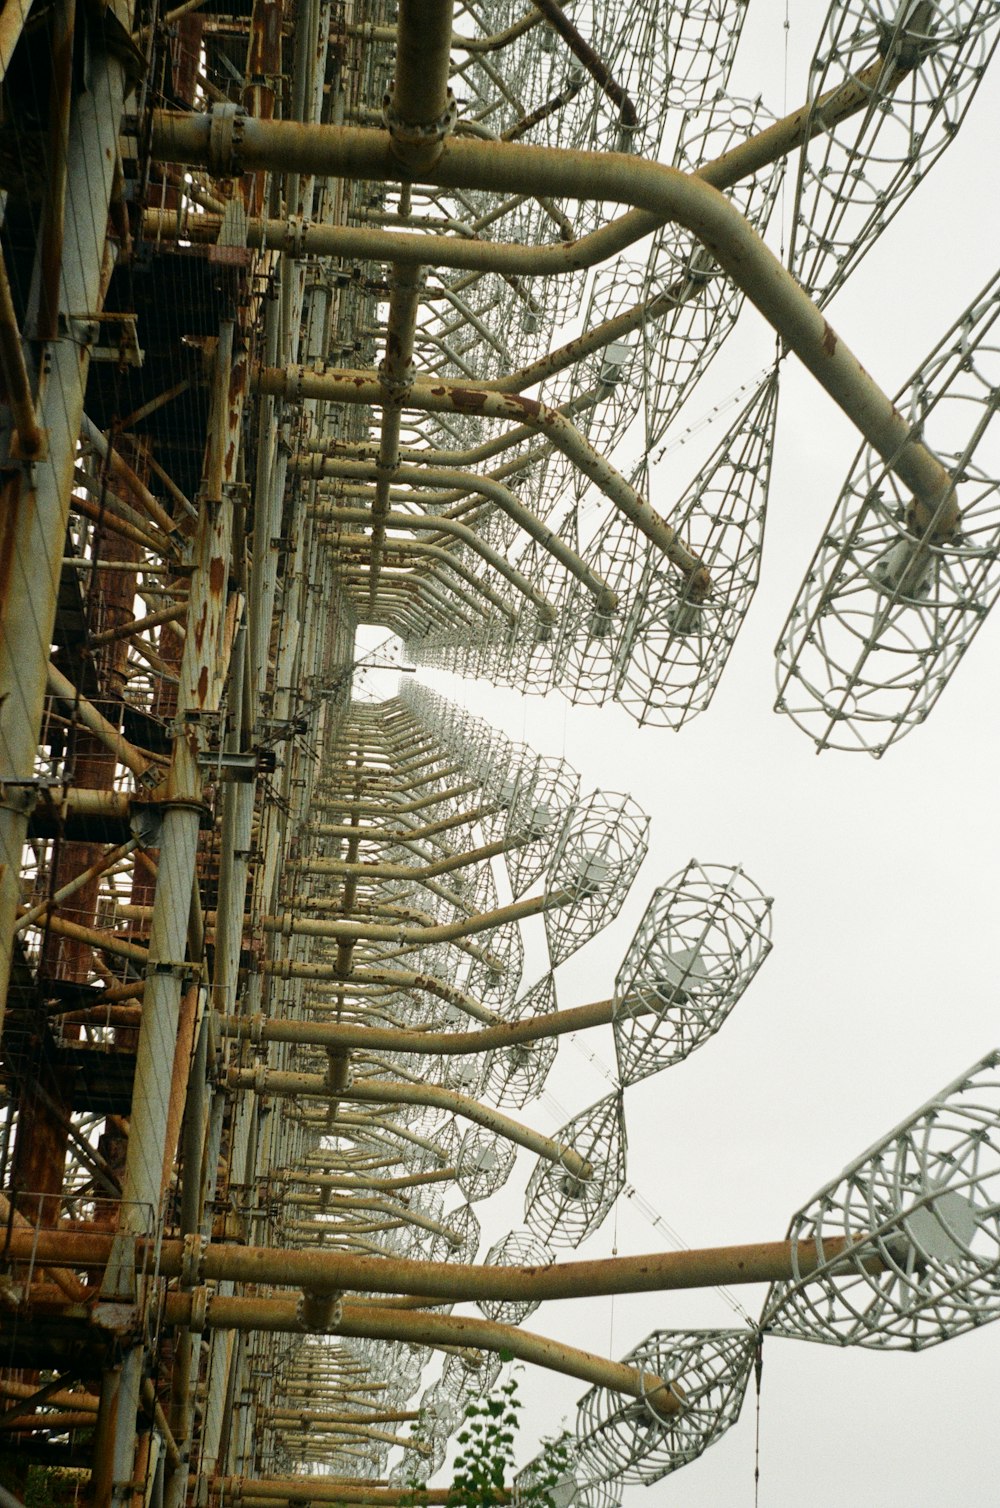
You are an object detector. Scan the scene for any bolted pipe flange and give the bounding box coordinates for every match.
[278,365,308,405]
[180,1233,206,1289]
[285,213,311,258]
[382,88,458,173]
[376,361,415,404]
[208,102,247,176]
[295,1289,344,1332]
[188,1284,210,1333]
[326,1049,353,1093]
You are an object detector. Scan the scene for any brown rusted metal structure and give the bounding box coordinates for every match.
[1,0,1000,1502]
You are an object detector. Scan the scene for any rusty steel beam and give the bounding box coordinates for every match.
[160,1294,683,1409]
[152,116,958,532]
[2,1227,879,1304]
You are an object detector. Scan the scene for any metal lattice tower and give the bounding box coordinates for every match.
[0,0,998,1503]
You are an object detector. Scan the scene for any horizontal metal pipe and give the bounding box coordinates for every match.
[2,1228,868,1303]
[259,889,550,946]
[0,1194,86,1303]
[162,1296,682,1410]
[225,1068,593,1177]
[262,367,707,581]
[284,1193,465,1246]
[88,602,187,646]
[305,801,493,842]
[260,961,496,1022]
[332,532,524,621]
[142,198,659,278]
[16,907,149,964]
[349,9,541,56]
[150,117,957,529]
[291,831,514,881]
[148,49,911,279]
[0,1382,100,1414]
[314,464,618,607]
[267,1408,419,1425]
[15,837,138,933]
[318,504,560,615]
[213,1482,482,1506]
[46,663,159,781]
[221,990,614,1055]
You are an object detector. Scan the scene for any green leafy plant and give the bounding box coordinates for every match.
[449,1374,522,1507]
[403,1371,578,1508]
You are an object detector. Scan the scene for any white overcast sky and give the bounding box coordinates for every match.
[352,1,1000,1501]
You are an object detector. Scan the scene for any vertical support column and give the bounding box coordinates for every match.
[0,24,131,1025]
[103,323,248,1506]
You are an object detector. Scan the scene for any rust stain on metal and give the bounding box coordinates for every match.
[822,322,837,357]
[447,387,488,414]
[505,393,542,421]
[197,666,209,704]
[209,556,226,595]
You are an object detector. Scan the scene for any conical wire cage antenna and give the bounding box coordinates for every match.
[483,973,561,1110]
[642,95,784,453]
[555,490,649,709]
[776,270,1000,754]
[514,1440,623,1508]
[505,756,582,898]
[762,1049,1000,1348]
[616,371,779,729]
[476,1228,556,1325]
[613,862,774,1088]
[524,1091,628,1249]
[575,1328,759,1485]
[788,0,1000,306]
[543,793,650,967]
[455,1125,519,1202]
[439,1347,504,1409]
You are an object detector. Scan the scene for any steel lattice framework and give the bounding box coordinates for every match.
[0,0,998,1503]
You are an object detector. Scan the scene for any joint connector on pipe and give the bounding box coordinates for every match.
[189,1285,210,1333]
[297,1289,344,1332]
[285,213,312,258]
[208,101,247,176]
[181,1233,206,1289]
[382,88,458,175]
[326,1050,353,1093]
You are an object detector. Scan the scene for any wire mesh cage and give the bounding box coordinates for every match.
[575,1327,758,1485]
[476,1227,556,1325]
[788,0,1000,307]
[483,972,561,1110]
[763,1049,1000,1349]
[543,793,650,966]
[524,1091,628,1249]
[613,862,773,1087]
[776,270,1000,754]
